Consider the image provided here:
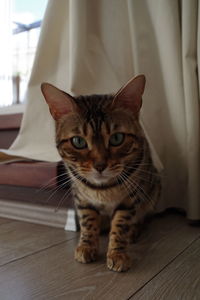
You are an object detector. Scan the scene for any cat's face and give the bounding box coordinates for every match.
[41,75,146,186]
[56,107,144,185]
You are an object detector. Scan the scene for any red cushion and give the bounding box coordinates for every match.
[0,161,58,188]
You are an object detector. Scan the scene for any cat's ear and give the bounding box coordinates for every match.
[112,75,146,115]
[41,83,76,120]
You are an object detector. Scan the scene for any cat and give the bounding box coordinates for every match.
[41,75,161,272]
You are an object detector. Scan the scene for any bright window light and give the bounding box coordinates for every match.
[0,0,48,107]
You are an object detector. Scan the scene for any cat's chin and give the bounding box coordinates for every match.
[90,176,110,185]
[87,173,112,185]
[85,168,122,186]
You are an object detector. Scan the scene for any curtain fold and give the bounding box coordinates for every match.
[1,0,200,220]
[181,0,200,219]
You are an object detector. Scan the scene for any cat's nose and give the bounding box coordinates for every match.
[94,162,107,173]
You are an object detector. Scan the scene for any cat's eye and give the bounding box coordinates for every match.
[109,132,125,147]
[71,136,87,149]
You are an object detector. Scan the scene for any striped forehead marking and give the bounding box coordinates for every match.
[74,94,113,136]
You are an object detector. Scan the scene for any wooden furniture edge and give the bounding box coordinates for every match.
[0,113,23,130]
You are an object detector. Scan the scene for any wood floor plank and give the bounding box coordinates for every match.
[0,217,12,225]
[0,220,77,266]
[0,214,199,300]
[131,237,200,300]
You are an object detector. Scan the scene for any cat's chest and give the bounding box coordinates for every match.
[75,185,125,216]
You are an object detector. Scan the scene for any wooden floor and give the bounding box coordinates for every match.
[0,213,200,300]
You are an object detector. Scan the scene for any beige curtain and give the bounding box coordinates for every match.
[1,0,200,220]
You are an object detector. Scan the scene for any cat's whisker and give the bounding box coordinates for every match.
[123,173,155,208]
[121,174,149,208]
[118,173,136,203]
[69,168,85,186]
[115,167,161,188]
[120,171,150,205]
[55,185,73,212]
[45,176,73,205]
[28,164,59,168]
[38,172,69,192]
[129,169,159,184]
[132,174,153,184]
[116,163,163,178]
[39,176,68,192]
[126,167,163,178]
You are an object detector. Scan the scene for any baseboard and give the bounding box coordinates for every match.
[0,199,77,230]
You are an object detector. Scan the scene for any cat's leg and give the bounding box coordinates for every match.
[130,222,143,243]
[75,206,100,263]
[107,207,135,272]
[130,198,157,243]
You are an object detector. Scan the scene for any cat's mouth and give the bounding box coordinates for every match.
[88,172,110,185]
[83,167,122,186]
[68,165,126,189]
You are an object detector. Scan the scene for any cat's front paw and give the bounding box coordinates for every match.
[107,251,131,272]
[75,245,98,263]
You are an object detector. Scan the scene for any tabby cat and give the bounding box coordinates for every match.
[41,75,161,272]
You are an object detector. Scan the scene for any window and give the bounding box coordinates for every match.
[0,0,48,107]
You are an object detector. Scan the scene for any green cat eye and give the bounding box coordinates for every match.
[71,136,87,149]
[109,132,125,147]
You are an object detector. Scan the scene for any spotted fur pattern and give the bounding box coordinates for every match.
[41,75,161,272]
